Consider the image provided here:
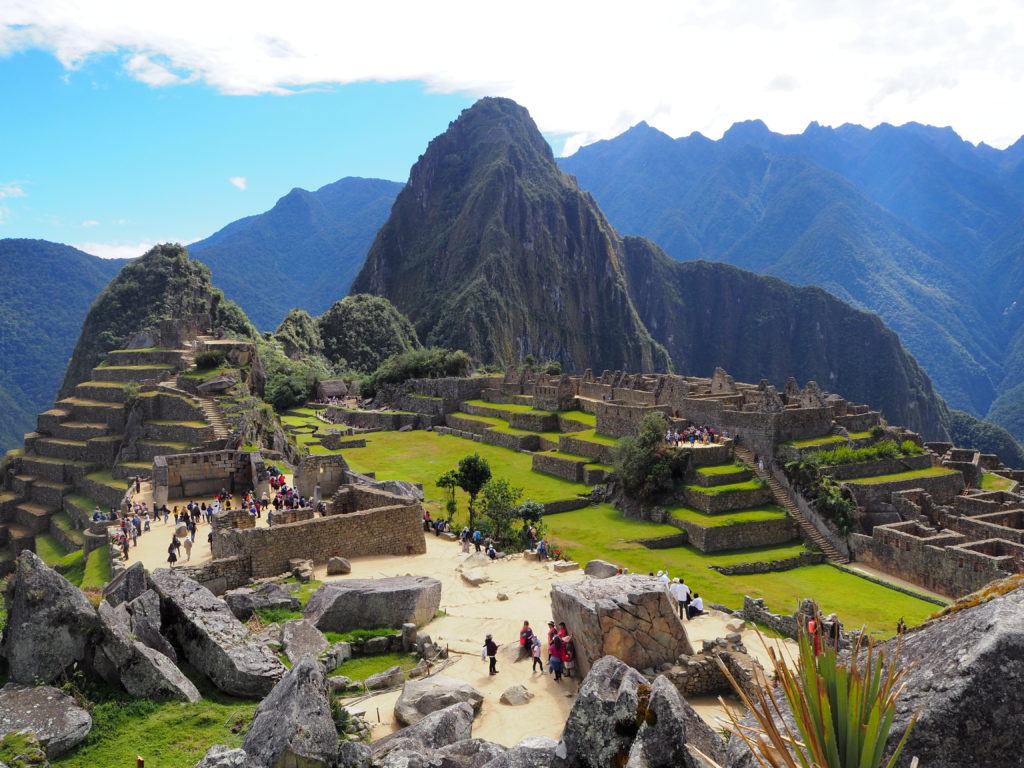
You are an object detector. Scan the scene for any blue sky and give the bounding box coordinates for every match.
[2,1,1022,258]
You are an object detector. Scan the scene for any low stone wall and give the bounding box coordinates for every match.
[770,464,851,559]
[834,411,883,433]
[212,503,425,580]
[691,467,750,487]
[477,428,539,452]
[295,454,349,500]
[542,498,592,515]
[507,411,559,432]
[325,406,429,431]
[632,532,689,549]
[710,550,825,574]
[734,596,821,641]
[532,453,587,483]
[409,375,500,400]
[178,554,252,595]
[681,485,773,514]
[391,393,458,417]
[559,435,615,464]
[676,516,797,553]
[844,471,965,507]
[820,454,934,481]
[444,413,491,435]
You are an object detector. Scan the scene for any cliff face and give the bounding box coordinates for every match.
[351,98,670,373]
[620,240,950,439]
[60,244,255,397]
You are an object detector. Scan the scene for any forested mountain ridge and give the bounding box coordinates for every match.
[0,239,127,449]
[560,118,1024,440]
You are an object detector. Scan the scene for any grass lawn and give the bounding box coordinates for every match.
[846,467,959,484]
[330,652,418,680]
[684,479,765,495]
[462,399,553,416]
[569,429,619,446]
[781,434,847,448]
[86,470,128,489]
[82,547,112,589]
[981,472,1015,491]
[668,505,788,527]
[34,533,86,585]
[696,463,748,475]
[543,504,935,637]
[343,431,590,515]
[558,410,597,426]
[538,450,592,463]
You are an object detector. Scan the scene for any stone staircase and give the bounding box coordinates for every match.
[198,396,231,441]
[734,445,850,564]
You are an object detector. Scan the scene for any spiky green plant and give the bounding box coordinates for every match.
[715,631,917,768]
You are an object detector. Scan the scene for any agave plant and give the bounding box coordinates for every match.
[712,631,917,768]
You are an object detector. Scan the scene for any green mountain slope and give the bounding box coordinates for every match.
[351,97,670,373]
[0,239,126,450]
[189,177,403,330]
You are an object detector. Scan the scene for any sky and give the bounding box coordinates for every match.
[2,0,1023,258]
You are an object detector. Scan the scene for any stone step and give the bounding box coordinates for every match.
[49,421,111,441]
[20,455,97,484]
[15,501,57,533]
[0,522,34,547]
[92,364,175,383]
[30,480,73,508]
[75,381,129,404]
[34,437,90,463]
[36,408,71,433]
[11,474,35,495]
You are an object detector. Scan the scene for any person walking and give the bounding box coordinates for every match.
[167,539,178,568]
[484,633,499,675]
[183,535,193,561]
[531,635,543,673]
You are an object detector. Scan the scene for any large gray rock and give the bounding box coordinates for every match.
[0,551,99,684]
[304,576,441,633]
[483,736,558,768]
[102,560,149,606]
[436,738,507,768]
[94,600,200,702]
[499,685,534,706]
[583,559,619,578]
[124,588,178,662]
[0,682,92,757]
[366,665,406,690]
[371,702,475,763]
[327,556,352,575]
[280,619,329,665]
[550,574,693,678]
[395,676,484,726]
[556,656,705,768]
[150,568,286,697]
[242,655,338,768]
[224,581,300,621]
[194,745,250,767]
[337,740,372,768]
[460,568,490,586]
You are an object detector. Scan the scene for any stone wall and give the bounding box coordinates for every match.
[681,485,774,514]
[675,516,797,553]
[295,454,350,500]
[844,471,965,507]
[152,450,264,505]
[212,503,425,579]
[940,509,1024,544]
[177,554,251,595]
[542,498,593,515]
[532,453,588,483]
[820,454,934,481]
[710,550,826,574]
[769,464,851,559]
[324,406,430,431]
[477,429,539,452]
[410,376,500,400]
[559,436,615,464]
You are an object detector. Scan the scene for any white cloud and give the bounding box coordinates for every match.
[81,219,99,227]
[228,176,247,191]
[0,205,9,225]
[73,240,159,259]
[3,1,1024,149]
[0,182,27,199]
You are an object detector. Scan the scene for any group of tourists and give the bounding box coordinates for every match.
[664,424,726,447]
[653,570,705,619]
[483,619,577,683]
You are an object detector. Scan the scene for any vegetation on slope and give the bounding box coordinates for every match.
[947,408,1024,467]
[318,294,420,374]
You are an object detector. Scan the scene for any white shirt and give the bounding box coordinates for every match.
[659,573,670,586]
[691,596,704,612]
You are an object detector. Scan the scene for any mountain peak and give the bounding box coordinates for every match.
[722,119,772,143]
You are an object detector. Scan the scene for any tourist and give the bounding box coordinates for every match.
[484,633,499,675]
[460,533,471,554]
[92,506,102,521]
[687,593,704,620]
[807,615,821,656]
[472,529,482,552]
[536,539,548,561]
[120,536,130,561]
[519,620,534,648]
[658,570,670,587]
[548,635,565,682]
[564,633,576,678]
[267,508,274,527]
[486,540,497,560]
[531,635,543,673]
[167,539,178,568]
[669,578,689,619]
[143,512,151,532]
[183,535,193,561]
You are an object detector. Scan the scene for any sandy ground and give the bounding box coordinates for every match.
[123,478,793,747]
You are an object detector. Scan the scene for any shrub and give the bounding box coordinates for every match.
[195,349,227,369]
[809,440,918,467]
[478,477,524,547]
[360,347,472,398]
[870,424,887,439]
[612,412,685,503]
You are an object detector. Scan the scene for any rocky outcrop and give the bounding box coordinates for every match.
[194,745,250,767]
[94,601,200,702]
[280,619,329,665]
[150,568,286,697]
[499,685,534,706]
[583,560,619,579]
[550,575,694,678]
[434,738,507,768]
[0,551,99,685]
[304,576,442,633]
[123,588,178,662]
[224,581,300,621]
[365,665,405,691]
[554,657,710,768]
[487,736,559,768]
[395,676,485,726]
[241,655,338,768]
[103,561,149,606]
[371,702,475,765]
[0,683,92,757]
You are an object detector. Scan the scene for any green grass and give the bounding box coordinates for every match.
[137,440,195,451]
[86,470,129,490]
[283,577,322,605]
[981,472,1015,491]
[539,450,593,463]
[281,414,318,427]
[696,463,748,475]
[451,412,505,428]
[343,431,590,516]
[847,431,873,440]
[668,505,789,527]
[51,510,85,546]
[330,652,418,680]
[781,434,847,448]
[684,479,765,495]
[144,420,210,428]
[52,668,257,768]
[255,606,302,625]
[34,533,86,585]
[81,547,112,589]
[462,399,553,415]
[543,504,935,637]
[323,627,395,644]
[558,409,597,426]
[587,462,614,472]
[846,467,959,484]
[568,428,619,446]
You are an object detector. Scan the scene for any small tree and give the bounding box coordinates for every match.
[456,454,492,530]
[435,470,459,521]
[479,478,523,547]
[612,411,678,502]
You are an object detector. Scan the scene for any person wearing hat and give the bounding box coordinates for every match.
[484,633,499,675]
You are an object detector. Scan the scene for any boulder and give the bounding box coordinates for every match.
[484,736,559,768]
[0,683,92,757]
[323,641,353,670]
[395,676,484,726]
[499,685,534,706]
[496,592,509,601]
[583,559,619,579]
[436,738,507,768]
[224,581,300,621]
[625,675,712,768]
[0,551,99,685]
[150,568,286,697]
[365,635,392,654]
[458,553,492,571]
[552,561,580,572]
[461,568,491,586]
[290,558,315,582]
[94,600,201,702]
[366,665,406,690]
[280,619,329,665]
[550,575,693,678]
[337,740,372,768]
[327,556,352,575]
[102,560,149,606]
[124,589,177,662]
[241,655,338,768]
[194,745,250,767]
[304,576,442,633]
[371,702,475,762]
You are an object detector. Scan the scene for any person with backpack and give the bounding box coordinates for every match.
[472,529,482,552]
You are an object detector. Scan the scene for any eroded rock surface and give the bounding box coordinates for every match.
[583,559,619,578]
[371,702,475,764]
[0,682,92,757]
[280,619,329,665]
[395,676,484,726]
[304,576,441,633]
[223,581,300,621]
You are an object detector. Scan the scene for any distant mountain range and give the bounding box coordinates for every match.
[558,119,1024,441]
